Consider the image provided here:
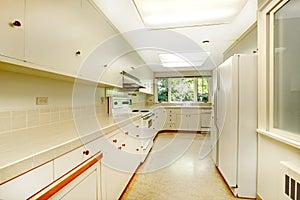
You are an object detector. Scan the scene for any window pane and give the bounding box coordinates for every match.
[157,78,168,102]
[197,77,209,102]
[274,0,300,134]
[170,78,194,102]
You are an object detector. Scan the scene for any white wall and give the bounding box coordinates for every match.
[223,23,257,60]
[0,62,107,134]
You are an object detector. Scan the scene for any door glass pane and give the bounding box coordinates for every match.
[273,0,300,134]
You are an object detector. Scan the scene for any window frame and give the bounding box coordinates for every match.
[155,76,211,103]
[258,0,300,143]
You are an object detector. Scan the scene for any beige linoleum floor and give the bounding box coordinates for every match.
[121,132,252,200]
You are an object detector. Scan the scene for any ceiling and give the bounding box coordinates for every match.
[93,0,257,72]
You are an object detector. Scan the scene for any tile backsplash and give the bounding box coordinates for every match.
[0,104,107,134]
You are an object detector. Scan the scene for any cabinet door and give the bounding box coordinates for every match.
[201,113,212,128]
[25,0,83,75]
[60,169,99,200]
[102,164,133,200]
[188,114,200,131]
[0,0,25,60]
[176,114,188,130]
[0,162,53,200]
[25,0,116,77]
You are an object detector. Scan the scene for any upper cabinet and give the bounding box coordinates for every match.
[0,0,149,86]
[0,0,25,60]
[25,0,116,77]
[130,64,154,95]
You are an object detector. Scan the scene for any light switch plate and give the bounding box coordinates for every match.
[36,97,48,105]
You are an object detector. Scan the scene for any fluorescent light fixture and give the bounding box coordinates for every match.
[158,52,210,68]
[133,0,247,28]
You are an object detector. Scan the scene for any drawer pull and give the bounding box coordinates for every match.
[118,146,122,150]
[122,143,126,147]
[113,139,117,143]
[124,131,129,135]
[83,150,90,156]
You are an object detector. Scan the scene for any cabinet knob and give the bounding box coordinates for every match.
[11,20,22,27]
[113,139,117,143]
[122,143,126,147]
[83,150,90,155]
[136,148,139,151]
[124,131,129,135]
[118,146,122,150]
[75,50,81,56]
[136,134,139,137]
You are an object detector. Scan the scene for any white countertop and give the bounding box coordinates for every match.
[0,105,212,184]
[0,113,141,184]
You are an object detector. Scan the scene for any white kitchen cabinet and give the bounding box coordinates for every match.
[152,107,166,131]
[177,114,200,131]
[57,167,100,200]
[25,0,116,77]
[54,146,92,179]
[100,128,144,200]
[0,0,25,60]
[176,109,201,131]
[200,109,212,132]
[29,152,102,200]
[101,164,133,200]
[162,108,180,130]
[0,162,53,200]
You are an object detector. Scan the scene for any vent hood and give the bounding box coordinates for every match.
[121,71,145,90]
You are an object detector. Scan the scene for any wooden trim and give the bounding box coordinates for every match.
[27,152,103,200]
[157,129,202,134]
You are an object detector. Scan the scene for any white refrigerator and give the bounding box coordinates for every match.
[213,54,257,198]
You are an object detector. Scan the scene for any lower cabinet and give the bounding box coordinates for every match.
[61,170,98,200]
[0,162,53,200]
[53,146,91,179]
[27,152,102,200]
[200,109,212,132]
[101,164,133,200]
[176,114,200,131]
[53,162,101,200]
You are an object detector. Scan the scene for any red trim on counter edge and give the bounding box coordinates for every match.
[27,151,103,200]
[158,130,202,134]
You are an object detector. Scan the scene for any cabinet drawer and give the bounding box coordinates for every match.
[53,146,91,179]
[201,109,212,114]
[180,109,200,115]
[0,162,53,200]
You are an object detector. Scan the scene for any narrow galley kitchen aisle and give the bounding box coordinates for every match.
[121,133,242,200]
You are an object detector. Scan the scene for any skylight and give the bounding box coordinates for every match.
[133,0,248,29]
[158,52,210,68]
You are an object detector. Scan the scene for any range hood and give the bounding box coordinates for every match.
[121,71,145,90]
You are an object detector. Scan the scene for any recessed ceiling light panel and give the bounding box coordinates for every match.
[133,0,247,29]
[158,52,210,68]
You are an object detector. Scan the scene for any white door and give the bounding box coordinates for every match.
[217,56,238,188]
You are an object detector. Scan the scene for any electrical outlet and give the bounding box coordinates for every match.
[36,97,48,105]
